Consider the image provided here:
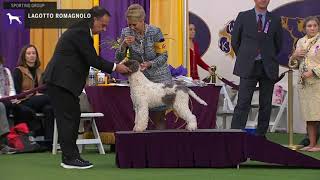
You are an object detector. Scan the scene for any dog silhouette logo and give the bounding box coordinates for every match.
[6,13,22,25]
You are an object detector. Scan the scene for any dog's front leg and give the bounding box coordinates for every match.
[133,105,149,132]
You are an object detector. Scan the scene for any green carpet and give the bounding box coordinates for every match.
[0,133,319,180]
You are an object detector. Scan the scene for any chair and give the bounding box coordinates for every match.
[248,90,288,132]
[52,112,105,155]
[216,84,236,129]
[216,110,234,129]
[33,113,45,141]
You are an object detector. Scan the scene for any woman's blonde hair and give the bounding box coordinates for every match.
[126,4,145,21]
[303,16,320,30]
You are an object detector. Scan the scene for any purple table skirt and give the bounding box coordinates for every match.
[85,85,221,132]
[115,130,320,168]
[116,130,247,168]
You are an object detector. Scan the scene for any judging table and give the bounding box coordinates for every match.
[85,84,221,143]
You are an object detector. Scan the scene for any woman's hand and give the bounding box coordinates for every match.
[10,99,21,104]
[293,49,307,59]
[302,69,314,79]
[140,62,152,71]
[123,36,135,46]
[35,92,43,96]
[208,67,213,75]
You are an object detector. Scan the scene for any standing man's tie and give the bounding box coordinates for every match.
[257,14,263,32]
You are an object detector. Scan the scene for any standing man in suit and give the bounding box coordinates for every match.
[231,0,283,136]
[43,6,131,169]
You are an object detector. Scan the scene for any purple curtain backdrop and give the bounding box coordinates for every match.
[99,0,150,79]
[0,0,30,70]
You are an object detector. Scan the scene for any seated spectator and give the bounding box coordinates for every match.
[0,102,16,154]
[13,45,54,142]
[0,55,37,131]
[0,55,35,153]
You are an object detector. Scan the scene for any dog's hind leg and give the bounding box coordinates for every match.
[173,103,197,131]
[133,105,149,132]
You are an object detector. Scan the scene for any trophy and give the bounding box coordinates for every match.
[288,58,299,69]
[203,65,217,83]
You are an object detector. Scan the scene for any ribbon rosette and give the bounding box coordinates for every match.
[264,20,271,34]
[168,65,187,77]
[315,45,320,54]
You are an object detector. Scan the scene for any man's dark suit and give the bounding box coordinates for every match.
[43,21,114,160]
[231,9,283,136]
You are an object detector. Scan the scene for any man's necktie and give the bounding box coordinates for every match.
[257,14,263,57]
[257,14,263,32]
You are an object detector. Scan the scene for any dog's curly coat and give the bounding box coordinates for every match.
[123,60,208,132]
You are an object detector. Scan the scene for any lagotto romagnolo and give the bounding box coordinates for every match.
[27,13,91,19]
[123,60,208,132]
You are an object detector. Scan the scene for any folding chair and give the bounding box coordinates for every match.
[52,112,105,155]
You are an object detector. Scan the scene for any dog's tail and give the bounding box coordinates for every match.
[187,89,207,106]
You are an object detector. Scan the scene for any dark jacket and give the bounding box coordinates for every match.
[231,9,283,80]
[43,21,114,96]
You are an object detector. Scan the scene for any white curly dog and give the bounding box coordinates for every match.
[123,60,208,132]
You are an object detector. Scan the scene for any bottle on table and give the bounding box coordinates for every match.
[88,67,96,86]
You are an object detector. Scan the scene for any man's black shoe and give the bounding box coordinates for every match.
[62,156,90,164]
[60,158,93,169]
[79,157,90,164]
